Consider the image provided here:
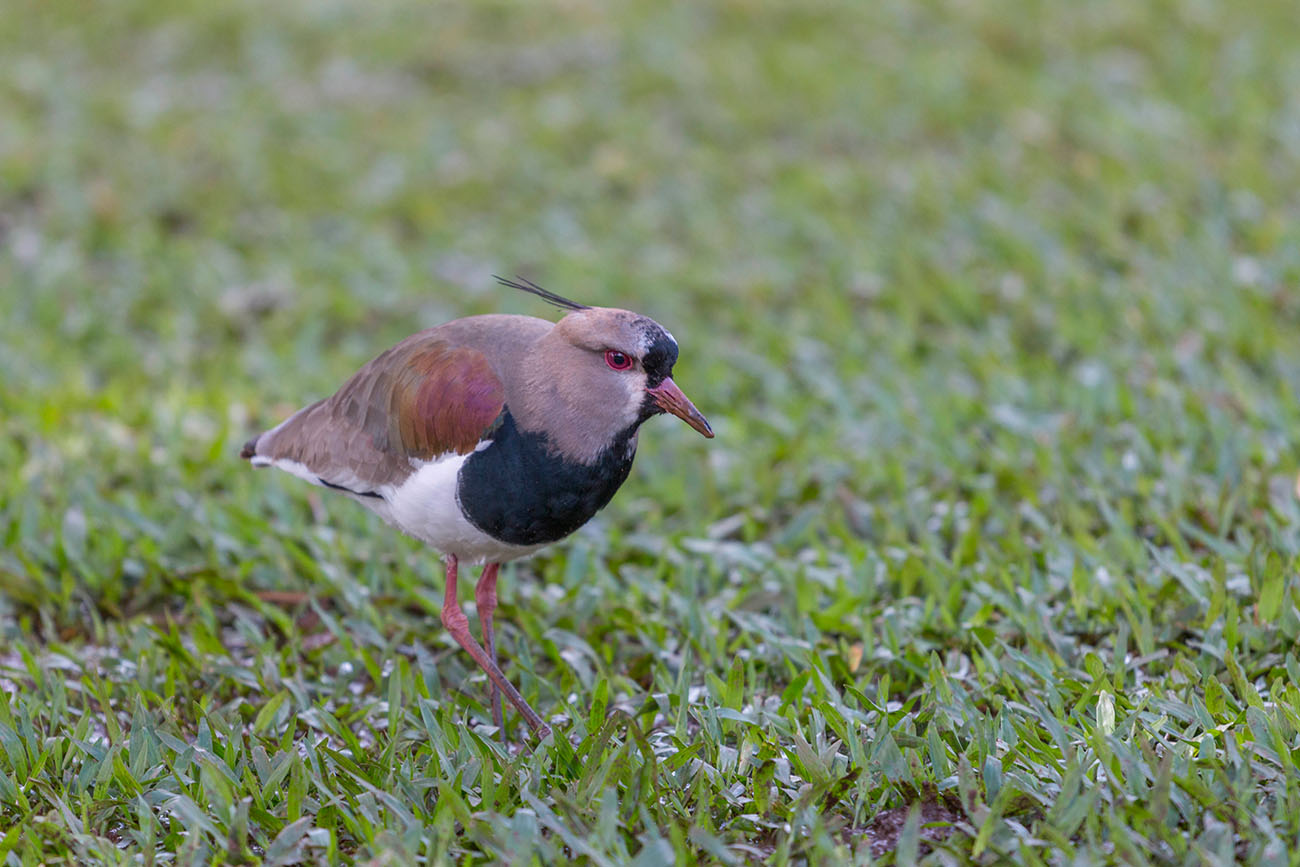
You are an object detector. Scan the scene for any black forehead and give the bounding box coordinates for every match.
[636,319,679,372]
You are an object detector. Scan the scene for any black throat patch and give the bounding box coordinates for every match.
[456,411,638,546]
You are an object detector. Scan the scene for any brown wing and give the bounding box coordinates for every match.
[246,336,505,492]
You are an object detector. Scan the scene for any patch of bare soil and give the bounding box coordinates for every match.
[851,798,963,860]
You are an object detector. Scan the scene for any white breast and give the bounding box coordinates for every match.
[380,452,547,565]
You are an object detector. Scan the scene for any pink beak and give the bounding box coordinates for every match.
[648,378,714,438]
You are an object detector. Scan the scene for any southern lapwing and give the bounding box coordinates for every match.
[240,278,713,740]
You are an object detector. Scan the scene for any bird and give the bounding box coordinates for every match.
[240,277,713,740]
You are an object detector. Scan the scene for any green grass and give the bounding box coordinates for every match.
[4,0,1300,862]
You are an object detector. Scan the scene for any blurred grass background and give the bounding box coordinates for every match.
[3,0,1300,863]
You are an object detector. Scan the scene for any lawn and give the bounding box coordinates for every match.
[3,0,1300,862]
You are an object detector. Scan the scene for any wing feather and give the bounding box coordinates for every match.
[248,336,505,492]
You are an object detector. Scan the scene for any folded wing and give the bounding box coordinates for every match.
[242,336,506,495]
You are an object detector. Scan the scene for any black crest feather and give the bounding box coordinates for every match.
[494,275,590,311]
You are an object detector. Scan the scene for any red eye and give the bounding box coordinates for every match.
[605,350,633,370]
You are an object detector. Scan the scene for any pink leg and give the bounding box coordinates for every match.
[475,562,506,737]
[441,555,550,738]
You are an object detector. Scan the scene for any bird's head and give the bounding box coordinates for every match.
[552,306,713,438]
[500,277,712,462]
